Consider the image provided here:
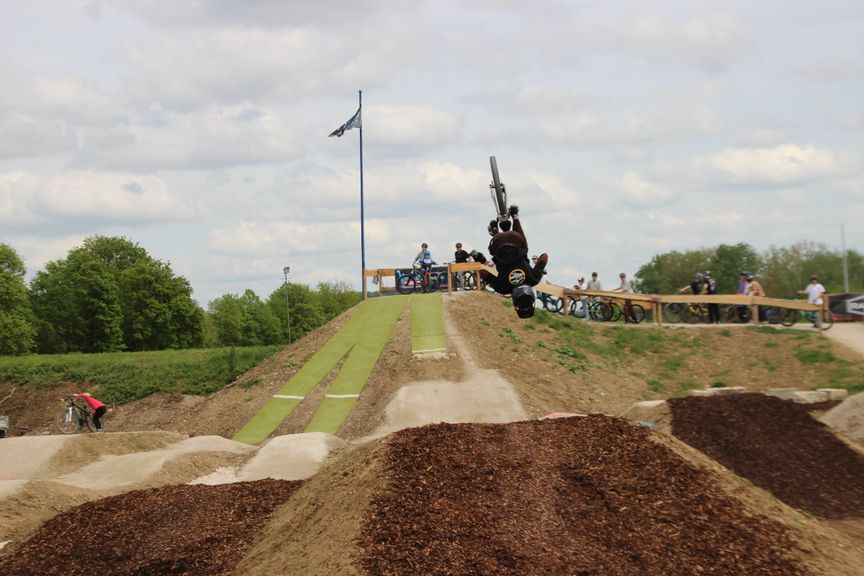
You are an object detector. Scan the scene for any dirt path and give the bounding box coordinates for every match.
[821,323,864,357]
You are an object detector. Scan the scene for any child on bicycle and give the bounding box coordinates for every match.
[74,392,106,432]
[483,205,549,318]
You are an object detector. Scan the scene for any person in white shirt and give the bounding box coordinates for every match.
[799,274,826,328]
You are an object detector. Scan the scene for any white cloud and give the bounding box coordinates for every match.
[0,170,200,228]
[701,144,854,185]
[73,103,297,170]
[367,106,463,152]
[615,172,678,206]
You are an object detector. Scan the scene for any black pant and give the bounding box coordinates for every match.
[92,406,106,430]
[707,303,720,323]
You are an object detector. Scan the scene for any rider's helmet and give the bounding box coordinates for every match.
[705,270,712,277]
[423,250,431,257]
[694,272,704,280]
[809,274,819,280]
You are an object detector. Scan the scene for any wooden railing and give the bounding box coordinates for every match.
[362,264,828,332]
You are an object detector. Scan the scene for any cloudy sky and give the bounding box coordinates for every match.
[1,0,862,305]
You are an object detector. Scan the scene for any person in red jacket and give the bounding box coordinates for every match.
[74,392,106,432]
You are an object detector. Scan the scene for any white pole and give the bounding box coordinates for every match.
[841,224,849,293]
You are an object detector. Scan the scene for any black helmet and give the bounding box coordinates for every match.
[809,274,819,280]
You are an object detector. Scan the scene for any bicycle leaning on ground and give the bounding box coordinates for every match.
[55,396,105,434]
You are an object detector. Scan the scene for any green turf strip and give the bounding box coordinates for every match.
[304,296,406,434]
[410,292,446,354]
[233,296,406,445]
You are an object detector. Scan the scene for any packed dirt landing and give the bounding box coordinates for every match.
[370,368,528,438]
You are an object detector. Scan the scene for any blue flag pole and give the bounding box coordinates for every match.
[359,89,366,288]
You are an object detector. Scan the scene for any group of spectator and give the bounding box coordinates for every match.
[412,242,489,291]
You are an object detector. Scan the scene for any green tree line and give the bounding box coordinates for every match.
[633,241,863,296]
[0,237,360,356]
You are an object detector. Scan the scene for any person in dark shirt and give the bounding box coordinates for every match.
[453,242,472,290]
[703,270,719,323]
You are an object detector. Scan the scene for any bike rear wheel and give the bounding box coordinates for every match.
[56,408,81,434]
[629,304,646,324]
[489,156,507,220]
[663,303,683,323]
[780,309,799,327]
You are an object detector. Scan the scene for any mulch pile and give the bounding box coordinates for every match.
[0,479,300,576]
[669,393,864,519]
[359,416,808,576]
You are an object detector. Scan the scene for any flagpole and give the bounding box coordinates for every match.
[359,89,366,287]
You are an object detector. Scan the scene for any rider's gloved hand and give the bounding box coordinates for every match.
[508,204,519,218]
[488,219,499,236]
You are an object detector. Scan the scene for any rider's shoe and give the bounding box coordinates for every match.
[488,219,499,236]
[508,204,519,217]
[534,253,548,274]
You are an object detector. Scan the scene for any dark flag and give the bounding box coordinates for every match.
[328,107,362,137]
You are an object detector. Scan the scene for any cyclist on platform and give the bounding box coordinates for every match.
[453,242,472,290]
[73,392,106,432]
[413,243,430,267]
[703,271,720,324]
[482,205,549,318]
[414,249,436,293]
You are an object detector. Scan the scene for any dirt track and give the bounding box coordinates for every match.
[1,293,863,575]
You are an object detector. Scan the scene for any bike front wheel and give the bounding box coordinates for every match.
[397,275,418,295]
[629,304,646,324]
[56,408,80,434]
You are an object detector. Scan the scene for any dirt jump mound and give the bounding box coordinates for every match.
[0,479,300,576]
[359,415,806,576]
[668,393,864,519]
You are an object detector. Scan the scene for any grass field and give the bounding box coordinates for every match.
[0,346,282,404]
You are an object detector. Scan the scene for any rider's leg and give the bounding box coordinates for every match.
[92,406,106,431]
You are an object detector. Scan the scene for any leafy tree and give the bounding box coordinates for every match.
[316,280,361,318]
[29,235,203,353]
[0,244,36,355]
[707,243,760,294]
[208,290,280,346]
[30,250,124,353]
[267,283,325,342]
[632,249,711,294]
[118,259,204,350]
[760,242,863,296]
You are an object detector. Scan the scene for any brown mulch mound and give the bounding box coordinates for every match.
[0,480,300,576]
[668,394,864,519]
[359,416,808,576]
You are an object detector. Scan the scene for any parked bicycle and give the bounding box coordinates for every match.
[721,304,752,324]
[397,265,439,294]
[765,306,834,330]
[55,396,104,434]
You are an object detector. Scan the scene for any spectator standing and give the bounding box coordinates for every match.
[744,272,766,321]
[737,271,748,295]
[585,273,602,322]
[413,243,430,267]
[704,271,719,324]
[453,242,472,290]
[679,272,703,295]
[799,274,826,328]
[612,272,637,323]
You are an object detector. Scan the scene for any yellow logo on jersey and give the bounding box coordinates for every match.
[508,268,527,285]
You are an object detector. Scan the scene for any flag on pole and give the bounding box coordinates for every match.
[328,107,362,137]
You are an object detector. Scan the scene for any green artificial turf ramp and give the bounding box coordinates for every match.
[233,296,406,445]
[305,296,406,434]
[410,292,446,354]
